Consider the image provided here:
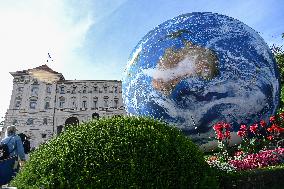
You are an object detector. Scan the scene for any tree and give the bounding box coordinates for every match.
[272,33,284,109]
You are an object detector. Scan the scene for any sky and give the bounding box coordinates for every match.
[0,0,283,119]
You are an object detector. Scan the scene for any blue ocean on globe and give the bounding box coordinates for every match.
[122,12,280,145]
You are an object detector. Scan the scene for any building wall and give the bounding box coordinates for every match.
[2,71,126,148]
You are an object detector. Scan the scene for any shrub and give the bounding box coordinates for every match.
[218,164,284,189]
[11,116,217,188]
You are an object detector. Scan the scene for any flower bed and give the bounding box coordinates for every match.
[230,148,284,170]
[206,112,284,188]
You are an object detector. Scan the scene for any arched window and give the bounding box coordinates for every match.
[71,97,77,108]
[92,113,100,119]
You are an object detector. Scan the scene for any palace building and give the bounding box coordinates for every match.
[1,65,126,147]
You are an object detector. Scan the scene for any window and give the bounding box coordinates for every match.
[46,85,51,93]
[71,86,76,94]
[82,101,87,109]
[43,118,48,125]
[31,86,39,96]
[82,86,87,94]
[71,97,76,108]
[44,101,50,110]
[18,87,23,92]
[93,97,98,109]
[104,96,109,108]
[30,99,37,109]
[94,86,97,92]
[15,97,21,109]
[32,79,39,85]
[59,86,65,94]
[12,119,18,125]
[104,99,108,108]
[114,99,118,109]
[59,97,65,108]
[114,86,118,93]
[82,97,87,109]
[26,118,34,125]
[15,101,21,108]
[104,86,108,93]
[93,101,97,109]
[41,133,47,138]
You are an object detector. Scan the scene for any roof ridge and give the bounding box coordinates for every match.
[29,64,60,74]
[14,64,61,75]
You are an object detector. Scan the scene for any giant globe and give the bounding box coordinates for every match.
[122,12,280,147]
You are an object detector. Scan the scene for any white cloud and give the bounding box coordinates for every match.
[0,0,94,117]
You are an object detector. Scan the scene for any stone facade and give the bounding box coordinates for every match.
[1,65,126,148]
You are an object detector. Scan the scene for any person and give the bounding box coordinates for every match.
[1,125,26,162]
[18,133,31,154]
[0,125,26,185]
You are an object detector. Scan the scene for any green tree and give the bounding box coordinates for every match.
[272,33,284,109]
[11,116,218,188]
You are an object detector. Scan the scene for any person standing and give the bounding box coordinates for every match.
[0,125,26,185]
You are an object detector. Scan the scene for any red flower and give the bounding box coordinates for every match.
[237,130,246,137]
[249,124,258,134]
[240,124,247,131]
[216,131,224,140]
[267,135,274,140]
[267,124,284,133]
[224,130,231,139]
[272,124,284,133]
[267,127,273,133]
[269,116,276,123]
[223,123,231,130]
[260,120,267,127]
[213,123,223,131]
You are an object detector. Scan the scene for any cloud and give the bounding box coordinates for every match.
[0,0,94,117]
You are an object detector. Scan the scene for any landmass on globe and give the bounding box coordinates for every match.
[152,41,219,96]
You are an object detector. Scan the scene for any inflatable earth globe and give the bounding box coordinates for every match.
[122,12,280,147]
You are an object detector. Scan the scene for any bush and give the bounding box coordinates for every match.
[218,164,284,189]
[11,116,218,188]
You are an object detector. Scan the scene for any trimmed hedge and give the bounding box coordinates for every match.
[11,116,218,188]
[218,164,284,189]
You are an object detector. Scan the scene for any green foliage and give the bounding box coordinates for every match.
[218,164,284,189]
[273,33,284,109]
[11,116,218,188]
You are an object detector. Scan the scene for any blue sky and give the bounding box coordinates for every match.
[0,0,283,119]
